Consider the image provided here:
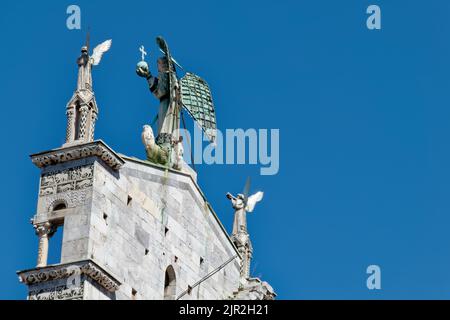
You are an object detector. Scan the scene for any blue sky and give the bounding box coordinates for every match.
[2,0,450,299]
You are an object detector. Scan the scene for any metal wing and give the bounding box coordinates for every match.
[156,36,169,55]
[180,72,217,143]
[245,191,264,213]
[91,39,112,66]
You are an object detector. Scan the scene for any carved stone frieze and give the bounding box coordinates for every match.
[31,140,124,171]
[28,283,84,300]
[39,164,94,196]
[17,260,121,295]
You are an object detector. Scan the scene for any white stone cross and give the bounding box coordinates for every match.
[139,45,147,61]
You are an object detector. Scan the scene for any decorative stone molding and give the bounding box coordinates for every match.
[38,164,94,212]
[43,190,88,212]
[40,164,94,197]
[28,283,84,300]
[31,140,125,171]
[232,278,276,300]
[17,259,121,294]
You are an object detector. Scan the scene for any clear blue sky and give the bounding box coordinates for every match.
[2,0,450,299]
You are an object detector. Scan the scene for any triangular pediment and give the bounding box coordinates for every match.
[66,90,98,111]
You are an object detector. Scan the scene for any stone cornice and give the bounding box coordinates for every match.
[17,259,121,293]
[31,140,124,171]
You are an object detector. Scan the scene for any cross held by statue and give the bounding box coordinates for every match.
[139,45,147,61]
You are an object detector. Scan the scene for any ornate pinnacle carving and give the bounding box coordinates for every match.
[64,41,111,147]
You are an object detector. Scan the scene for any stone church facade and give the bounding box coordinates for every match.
[17,42,275,300]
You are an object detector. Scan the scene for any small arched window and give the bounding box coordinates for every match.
[164,265,176,300]
[51,200,68,212]
[53,203,67,211]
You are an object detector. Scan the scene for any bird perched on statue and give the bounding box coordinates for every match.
[141,125,168,165]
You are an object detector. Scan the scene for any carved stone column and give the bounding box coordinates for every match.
[232,233,253,286]
[65,108,75,143]
[89,111,97,142]
[34,222,55,268]
[239,243,252,282]
[78,104,89,141]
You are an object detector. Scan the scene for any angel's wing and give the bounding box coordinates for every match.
[91,39,112,66]
[245,191,264,213]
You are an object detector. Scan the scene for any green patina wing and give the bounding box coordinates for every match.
[180,72,217,143]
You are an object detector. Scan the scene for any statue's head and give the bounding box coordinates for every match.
[233,194,245,209]
[77,46,89,66]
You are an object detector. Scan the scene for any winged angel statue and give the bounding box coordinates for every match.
[77,39,112,91]
[136,36,217,171]
[226,181,264,281]
[227,191,264,235]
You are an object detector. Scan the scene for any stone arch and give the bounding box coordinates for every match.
[48,199,68,212]
[163,265,177,300]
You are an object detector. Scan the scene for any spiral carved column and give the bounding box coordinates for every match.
[78,105,89,141]
[65,108,75,143]
[89,111,97,142]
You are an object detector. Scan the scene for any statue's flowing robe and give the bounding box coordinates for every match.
[147,71,177,147]
[233,207,247,234]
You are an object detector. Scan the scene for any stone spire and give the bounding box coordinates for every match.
[64,39,111,146]
[226,190,276,300]
[64,45,98,146]
[226,191,263,283]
